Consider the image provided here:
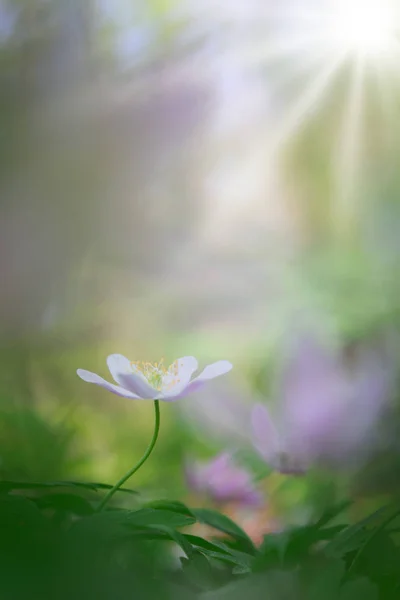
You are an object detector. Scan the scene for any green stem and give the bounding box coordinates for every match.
[96,400,161,512]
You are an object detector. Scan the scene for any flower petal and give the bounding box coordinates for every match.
[185,452,263,507]
[204,453,232,479]
[176,356,198,383]
[107,354,132,383]
[195,360,233,381]
[161,356,198,396]
[76,369,139,399]
[251,404,280,463]
[160,382,195,401]
[161,360,233,401]
[107,354,159,399]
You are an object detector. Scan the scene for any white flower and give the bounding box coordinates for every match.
[77,355,232,401]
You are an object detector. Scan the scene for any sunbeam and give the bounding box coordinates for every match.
[250,0,400,217]
[333,57,366,232]
[371,56,398,149]
[267,53,347,154]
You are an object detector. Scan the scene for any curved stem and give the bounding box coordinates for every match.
[96,400,161,512]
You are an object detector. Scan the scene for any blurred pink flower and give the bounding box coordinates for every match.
[77,354,232,401]
[251,404,307,475]
[252,336,394,472]
[185,453,263,507]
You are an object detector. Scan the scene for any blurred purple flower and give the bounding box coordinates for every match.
[252,336,394,473]
[185,453,263,507]
[251,404,307,475]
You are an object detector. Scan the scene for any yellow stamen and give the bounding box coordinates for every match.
[130,359,180,391]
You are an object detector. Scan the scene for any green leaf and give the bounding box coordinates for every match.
[183,535,254,568]
[144,499,195,518]
[231,565,251,575]
[126,507,196,529]
[0,493,48,528]
[192,509,256,555]
[141,524,194,559]
[207,540,254,568]
[315,500,353,529]
[325,504,399,558]
[257,531,291,566]
[33,493,95,515]
[73,519,195,562]
[68,505,196,549]
[67,509,134,543]
[0,494,53,560]
[200,570,299,600]
[255,523,347,571]
[184,534,237,556]
[349,530,400,579]
[287,524,349,559]
[339,578,378,600]
[318,525,348,538]
[182,551,215,591]
[196,551,250,568]
[0,480,138,495]
[307,560,345,600]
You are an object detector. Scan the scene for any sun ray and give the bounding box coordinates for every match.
[267,52,348,155]
[370,56,398,149]
[214,0,400,237]
[251,0,400,217]
[249,31,338,67]
[332,56,366,233]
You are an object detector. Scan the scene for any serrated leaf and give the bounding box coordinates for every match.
[183,535,253,568]
[207,540,254,568]
[68,506,195,545]
[287,524,350,559]
[256,523,347,570]
[325,504,399,558]
[192,509,256,555]
[184,534,236,556]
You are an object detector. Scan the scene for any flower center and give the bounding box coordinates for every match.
[131,359,180,391]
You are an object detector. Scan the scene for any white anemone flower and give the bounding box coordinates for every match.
[77,355,233,401]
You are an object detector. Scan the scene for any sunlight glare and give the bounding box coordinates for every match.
[328,0,398,58]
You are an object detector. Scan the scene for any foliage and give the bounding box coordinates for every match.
[0,479,399,599]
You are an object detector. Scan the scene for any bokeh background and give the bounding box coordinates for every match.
[1,0,400,533]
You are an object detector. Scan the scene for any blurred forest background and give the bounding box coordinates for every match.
[1,0,400,530]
